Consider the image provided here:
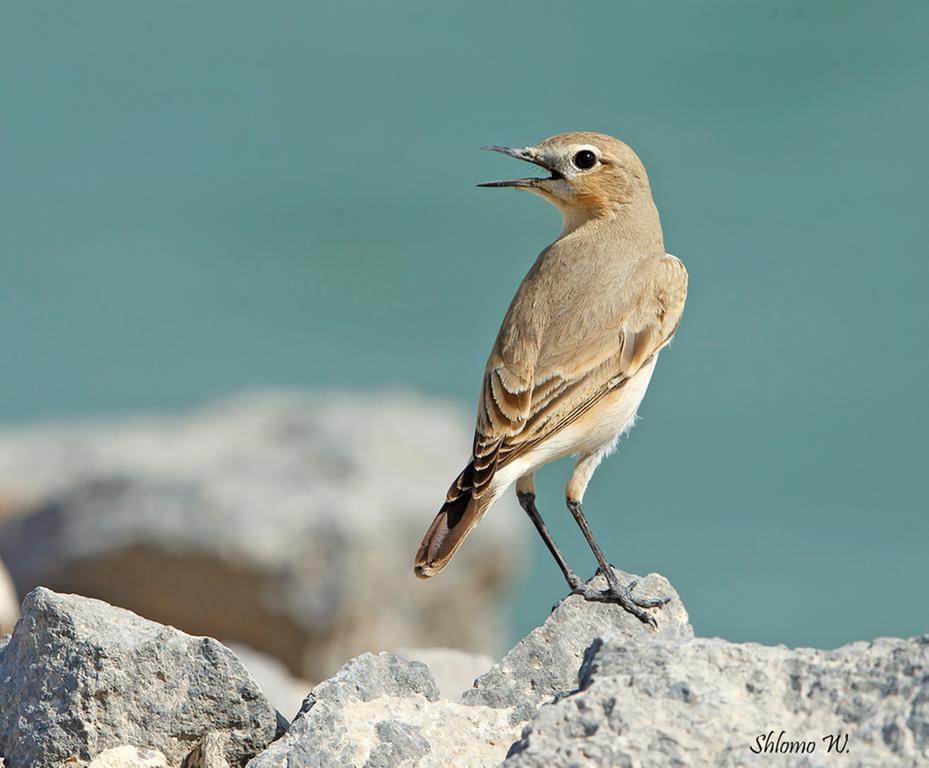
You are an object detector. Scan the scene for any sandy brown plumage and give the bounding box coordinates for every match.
[414,132,686,622]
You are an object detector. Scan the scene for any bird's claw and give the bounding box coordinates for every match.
[570,579,669,629]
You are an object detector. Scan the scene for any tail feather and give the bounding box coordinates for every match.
[414,462,493,578]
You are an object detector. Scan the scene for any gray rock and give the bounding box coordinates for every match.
[0,391,525,681]
[241,568,927,768]
[365,720,431,768]
[393,647,495,699]
[0,588,281,768]
[461,569,691,724]
[247,652,522,768]
[3,555,915,768]
[296,651,442,713]
[504,634,929,767]
[246,570,687,768]
[248,653,437,768]
[0,559,17,636]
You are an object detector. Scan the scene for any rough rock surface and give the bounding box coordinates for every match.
[87,746,169,767]
[0,588,281,768]
[241,566,928,767]
[0,560,16,636]
[184,732,233,768]
[2,570,922,767]
[506,634,929,767]
[247,568,689,767]
[246,652,519,768]
[0,391,525,680]
[462,570,689,725]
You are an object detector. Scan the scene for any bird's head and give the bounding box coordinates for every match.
[478,131,651,231]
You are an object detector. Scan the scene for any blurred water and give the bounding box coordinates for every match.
[1,1,927,649]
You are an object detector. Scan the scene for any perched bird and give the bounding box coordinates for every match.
[414,132,687,625]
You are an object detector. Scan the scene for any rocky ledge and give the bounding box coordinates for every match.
[2,571,926,768]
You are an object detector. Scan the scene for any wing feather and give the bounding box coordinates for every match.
[472,254,687,483]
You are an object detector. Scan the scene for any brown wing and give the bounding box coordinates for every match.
[415,254,686,579]
[471,254,686,492]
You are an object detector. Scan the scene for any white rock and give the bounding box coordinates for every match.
[88,746,169,767]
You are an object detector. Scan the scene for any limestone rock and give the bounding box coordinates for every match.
[87,746,169,768]
[3,547,916,768]
[461,569,691,724]
[240,565,927,768]
[246,652,520,768]
[0,391,525,680]
[246,569,685,768]
[504,634,929,767]
[0,588,281,768]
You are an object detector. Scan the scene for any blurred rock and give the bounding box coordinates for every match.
[0,560,17,636]
[227,644,311,722]
[394,647,495,699]
[0,588,281,768]
[0,391,525,680]
[88,746,169,768]
[0,496,22,523]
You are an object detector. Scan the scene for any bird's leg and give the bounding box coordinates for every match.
[516,479,583,591]
[566,496,668,628]
[563,452,667,625]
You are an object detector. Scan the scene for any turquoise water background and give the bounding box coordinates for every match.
[2,2,927,649]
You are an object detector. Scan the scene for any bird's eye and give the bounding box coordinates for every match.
[572,150,597,170]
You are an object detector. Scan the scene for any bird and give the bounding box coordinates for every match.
[413,131,687,626]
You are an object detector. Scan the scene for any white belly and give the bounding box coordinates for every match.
[492,355,658,491]
[550,354,657,458]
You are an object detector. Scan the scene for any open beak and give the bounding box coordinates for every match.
[477,145,561,188]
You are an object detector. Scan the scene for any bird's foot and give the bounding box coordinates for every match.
[571,577,670,629]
